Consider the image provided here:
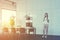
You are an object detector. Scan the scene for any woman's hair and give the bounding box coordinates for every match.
[44,13,48,19]
[43,13,49,22]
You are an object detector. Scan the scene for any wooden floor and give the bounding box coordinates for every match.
[0,33,60,40]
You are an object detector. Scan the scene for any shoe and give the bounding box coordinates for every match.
[45,36,47,38]
[42,35,44,38]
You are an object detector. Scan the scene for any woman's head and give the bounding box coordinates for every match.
[44,13,48,18]
[10,16,15,19]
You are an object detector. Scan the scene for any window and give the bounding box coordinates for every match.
[2,9,16,28]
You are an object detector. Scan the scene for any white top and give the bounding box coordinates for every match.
[43,18,49,24]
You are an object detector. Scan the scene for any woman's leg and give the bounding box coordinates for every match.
[42,25,46,38]
[45,24,48,38]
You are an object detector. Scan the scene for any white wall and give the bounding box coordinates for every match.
[16,0,60,35]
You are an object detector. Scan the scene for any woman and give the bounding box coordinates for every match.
[10,16,15,28]
[42,13,49,38]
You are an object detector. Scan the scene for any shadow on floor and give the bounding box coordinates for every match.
[0,34,60,40]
